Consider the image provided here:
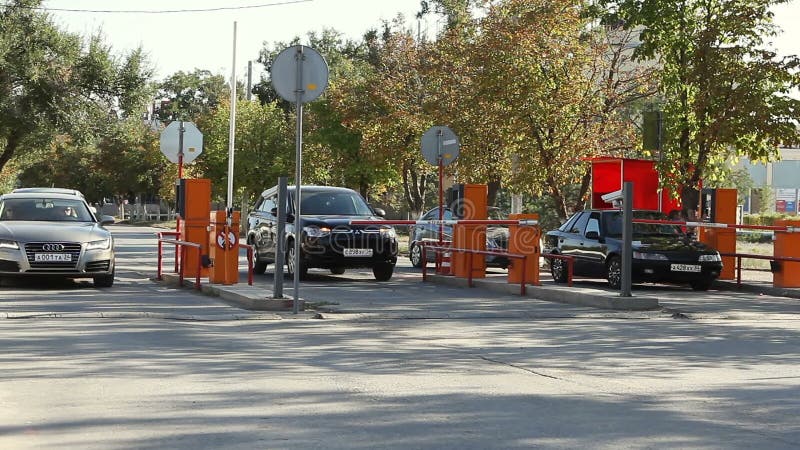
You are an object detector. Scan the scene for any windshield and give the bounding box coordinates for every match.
[603,211,683,238]
[0,198,94,222]
[299,190,374,216]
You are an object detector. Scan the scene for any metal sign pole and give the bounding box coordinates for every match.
[227,21,237,226]
[293,45,304,315]
[274,177,287,298]
[621,182,633,297]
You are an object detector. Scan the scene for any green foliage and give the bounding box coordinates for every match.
[743,212,788,227]
[155,69,231,122]
[598,0,800,213]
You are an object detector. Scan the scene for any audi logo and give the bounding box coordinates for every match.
[42,243,65,252]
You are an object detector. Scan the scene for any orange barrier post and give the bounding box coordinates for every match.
[698,189,737,280]
[507,213,541,286]
[773,218,800,288]
[179,178,211,279]
[452,184,487,279]
[208,210,240,285]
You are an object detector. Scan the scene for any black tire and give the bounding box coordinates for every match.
[286,241,308,280]
[409,243,424,268]
[550,255,568,283]
[94,271,114,288]
[690,279,713,291]
[373,262,394,281]
[330,266,346,275]
[606,256,622,289]
[253,259,268,275]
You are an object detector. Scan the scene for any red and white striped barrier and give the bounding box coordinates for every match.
[633,219,800,233]
[349,219,539,226]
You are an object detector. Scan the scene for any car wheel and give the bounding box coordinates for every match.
[550,255,568,283]
[94,271,114,288]
[373,262,394,281]
[286,241,308,280]
[606,256,622,289]
[330,266,345,275]
[253,259,268,275]
[690,279,713,291]
[409,243,424,268]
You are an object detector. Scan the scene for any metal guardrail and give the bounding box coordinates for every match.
[541,253,575,287]
[719,252,800,287]
[156,237,202,290]
[240,243,254,286]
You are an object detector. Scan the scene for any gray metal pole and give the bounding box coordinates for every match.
[292,45,304,315]
[246,60,253,101]
[621,182,633,297]
[274,177,287,298]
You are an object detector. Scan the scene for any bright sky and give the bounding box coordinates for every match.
[44,0,428,81]
[43,0,800,82]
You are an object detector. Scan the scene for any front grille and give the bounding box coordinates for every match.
[85,260,111,272]
[0,260,20,272]
[25,242,81,269]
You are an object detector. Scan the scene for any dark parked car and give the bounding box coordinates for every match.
[543,209,723,290]
[246,185,398,281]
[0,191,116,287]
[408,206,509,269]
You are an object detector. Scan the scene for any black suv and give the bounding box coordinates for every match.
[246,185,398,281]
[543,209,723,290]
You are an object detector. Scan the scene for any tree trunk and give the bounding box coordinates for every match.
[0,130,21,175]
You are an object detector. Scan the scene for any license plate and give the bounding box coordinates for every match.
[343,248,373,257]
[671,264,701,273]
[35,253,72,262]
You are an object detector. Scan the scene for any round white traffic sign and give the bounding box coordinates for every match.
[160,121,203,164]
[271,45,329,104]
[421,126,460,166]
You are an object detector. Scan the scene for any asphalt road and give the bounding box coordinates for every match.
[1,224,799,449]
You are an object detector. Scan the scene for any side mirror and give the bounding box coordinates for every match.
[270,207,278,216]
[100,215,115,226]
[373,207,386,217]
[585,230,600,240]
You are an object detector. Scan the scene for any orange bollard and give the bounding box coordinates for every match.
[179,178,211,279]
[773,218,800,288]
[507,213,540,286]
[208,210,240,285]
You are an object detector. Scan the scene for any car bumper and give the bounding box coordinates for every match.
[302,236,398,269]
[0,246,115,277]
[632,260,722,283]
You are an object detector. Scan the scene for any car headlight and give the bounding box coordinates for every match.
[633,251,668,260]
[304,226,331,238]
[698,253,721,262]
[379,226,396,239]
[86,238,112,250]
[0,239,19,250]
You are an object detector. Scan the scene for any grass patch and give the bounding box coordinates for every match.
[735,240,772,270]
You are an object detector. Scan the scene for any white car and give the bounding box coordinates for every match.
[0,191,116,287]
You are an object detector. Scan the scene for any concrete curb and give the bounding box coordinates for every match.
[159,273,305,312]
[426,274,661,311]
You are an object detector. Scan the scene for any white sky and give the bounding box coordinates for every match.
[44,0,800,82]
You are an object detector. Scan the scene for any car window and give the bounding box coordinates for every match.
[586,215,600,236]
[423,208,453,220]
[300,191,373,216]
[0,198,93,222]
[569,212,590,234]
[259,196,276,214]
[559,213,579,232]
[603,211,683,238]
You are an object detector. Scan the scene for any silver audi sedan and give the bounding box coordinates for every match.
[0,191,116,287]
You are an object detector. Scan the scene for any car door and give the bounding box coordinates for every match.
[558,212,590,275]
[253,195,277,262]
[578,212,606,277]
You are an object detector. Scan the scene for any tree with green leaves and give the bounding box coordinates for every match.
[154,69,231,122]
[0,0,153,176]
[597,0,800,217]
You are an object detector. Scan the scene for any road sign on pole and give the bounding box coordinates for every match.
[421,126,460,167]
[160,121,203,164]
[271,45,329,315]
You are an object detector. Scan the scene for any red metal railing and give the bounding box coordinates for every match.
[156,231,181,273]
[156,238,202,290]
[719,252,800,287]
[541,253,575,287]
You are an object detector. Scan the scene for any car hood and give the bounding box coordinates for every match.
[300,215,388,228]
[610,235,716,253]
[0,221,111,243]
